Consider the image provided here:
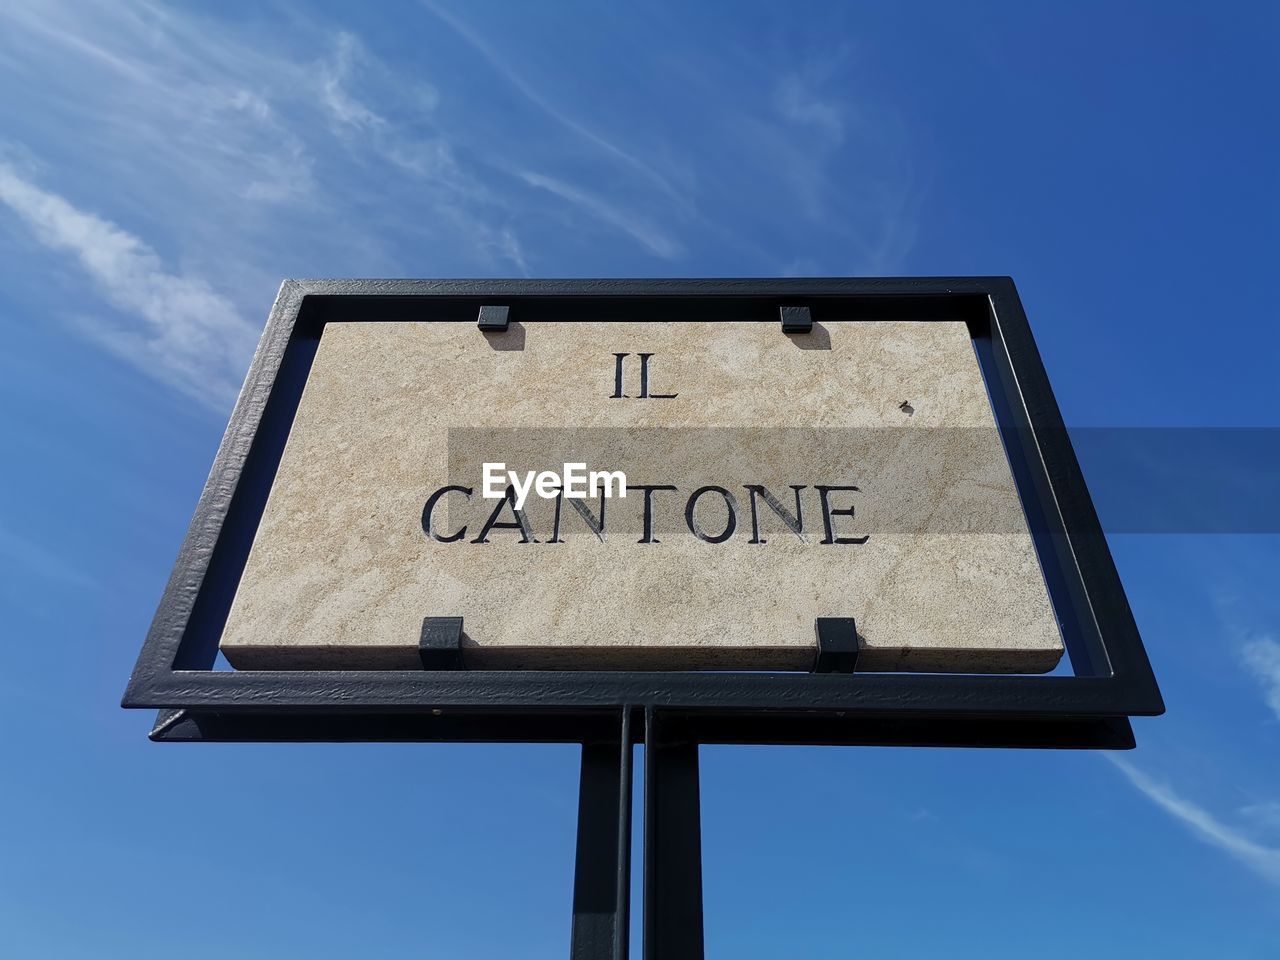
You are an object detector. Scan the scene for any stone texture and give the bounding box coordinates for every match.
[218,320,1064,673]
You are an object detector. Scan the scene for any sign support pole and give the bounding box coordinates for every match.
[569,707,705,960]
[570,740,627,957]
[643,707,705,960]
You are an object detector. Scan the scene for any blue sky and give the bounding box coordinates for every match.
[1,1,1277,956]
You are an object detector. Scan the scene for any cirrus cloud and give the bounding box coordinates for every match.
[0,161,257,409]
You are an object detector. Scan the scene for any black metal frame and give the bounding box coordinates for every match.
[122,278,1163,960]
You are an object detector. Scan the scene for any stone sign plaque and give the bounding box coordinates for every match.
[218,319,1063,673]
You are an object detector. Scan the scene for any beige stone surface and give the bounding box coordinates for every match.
[219,320,1064,673]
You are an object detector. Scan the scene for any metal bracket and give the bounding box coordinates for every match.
[780,305,812,333]
[477,305,510,331]
[813,616,859,672]
[419,617,465,669]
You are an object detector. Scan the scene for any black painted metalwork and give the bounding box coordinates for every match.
[120,278,1165,959]
[643,708,704,960]
[813,617,859,672]
[477,304,510,330]
[779,304,813,333]
[571,713,632,960]
[613,709,634,960]
[419,617,464,669]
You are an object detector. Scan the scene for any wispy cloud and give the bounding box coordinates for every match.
[774,74,845,144]
[1105,754,1280,886]
[1213,587,1280,722]
[308,28,531,274]
[422,0,685,203]
[1,0,319,209]
[0,161,256,408]
[419,2,702,260]
[1241,636,1280,721]
[0,519,101,593]
[519,171,682,259]
[0,0,926,409]
[319,32,393,131]
[1240,800,1280,836]
[0,0,535,406]
[314,30,460,181]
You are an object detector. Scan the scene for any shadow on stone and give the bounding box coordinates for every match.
[484,321,526,351]
[786,321,831,350]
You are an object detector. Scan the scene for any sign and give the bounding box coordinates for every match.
[122,280,1165,960]
[219,318,1062,673]
[123,279,1162,751]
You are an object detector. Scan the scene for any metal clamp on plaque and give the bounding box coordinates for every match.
[477,304,510,331]
[780,304,813,333]
[419,617,465,670]
[813,617,859,672]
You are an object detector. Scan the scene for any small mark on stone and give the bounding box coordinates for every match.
[898,400,914,416]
